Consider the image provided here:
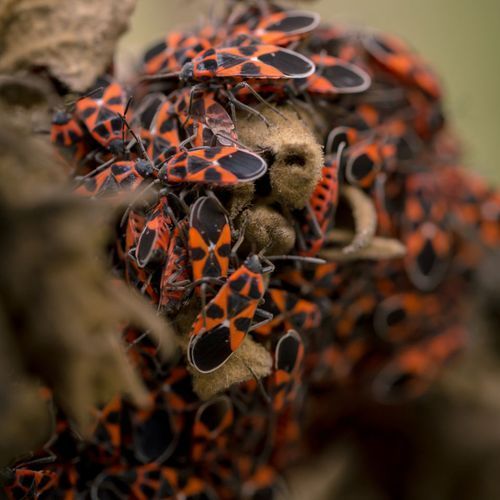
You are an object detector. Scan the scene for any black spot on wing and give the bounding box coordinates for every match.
[144,40,167,62]
[234,316,251,333]
[291,311,307,329]
[191,246,206,261]
[198,397,231,431]
[229,275,247,292]
[258,49,314,77]
[238,45,259,56]
[206,302,225,320]
[197,58,218,72]
[284,292,298,311]
[96,106,117,124]
[203,255,222,278]
[107,96,123,105]
[417,239,437,277]
[136,228,156,266]
[217,150,266,181]
[239,62,261,76]
[276,334,300,373]
[348,153,375,182]
[203,167,223,183]
[80,106,96,120]
[133,408,175,462]
[99,175,120,195]
[119,173,137,189]
[386,307,406,326]
[138,97,163,128]
[189,325,233,372]
[19,474,35,488]
[191,197,228,244]
[203,146,222,159]
[187,155,211,174]
[228,293,249,316]
[248,279,262,300]
[218,51,248,69]
[168,166,187,180]
[93,123,110,140]
[68,130,81,143]
[265,13,318,34]
[159,116,176,133]
[323,64,369,90]
[217,243,231,258]
[111,163,130,175]
[203,48,216,58]
[110,115,124,134]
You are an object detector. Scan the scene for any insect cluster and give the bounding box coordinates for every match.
[4,1,500,498]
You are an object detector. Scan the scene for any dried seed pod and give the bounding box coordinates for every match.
[237,106,323,209]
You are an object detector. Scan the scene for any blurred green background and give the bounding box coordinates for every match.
[120,0,500,183]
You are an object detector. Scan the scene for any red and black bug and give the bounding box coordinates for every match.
[344,140,382,188]
[185,44,315,81]
[142,31,212,76]
[254,289,320,337]
[402,172,452,291]
[276,262,342,298]
[147,43,315,83]
[296,53,371,95]
[363,32,441,99]
[159,146,267,186]
[74,159,155,197]
[230,9,320,46]
[50,109,88,162]
[135,195,173,268]
[175,88,238,147]
[135,94,181,163]
[373,292,442,344]
[271,330,304,411]
[191,396,234,463]
[129,389,180,464]
[189,196,231,283]
[372,325,465,401]
[159,219,192,315]
[187,255,269,373]
[298,154,340,256]
[87,395,123,464]
[122,210,159,302]
[75,78,129,154]
[326,126,382,189]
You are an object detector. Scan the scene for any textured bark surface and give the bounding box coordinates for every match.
[0,0,136,91]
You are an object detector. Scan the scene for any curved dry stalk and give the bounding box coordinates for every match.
[340,186,378,255]
[320,229,406,261]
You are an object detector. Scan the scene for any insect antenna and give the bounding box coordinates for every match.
[141,71,180,82]
[266,255,326,265]
[74,156,116,185]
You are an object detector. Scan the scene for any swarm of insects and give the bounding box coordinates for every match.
[4,0,500,498]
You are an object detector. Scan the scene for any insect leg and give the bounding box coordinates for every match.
[225,90,271,127]
[231,81,286,120]
[249,309,274,332]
